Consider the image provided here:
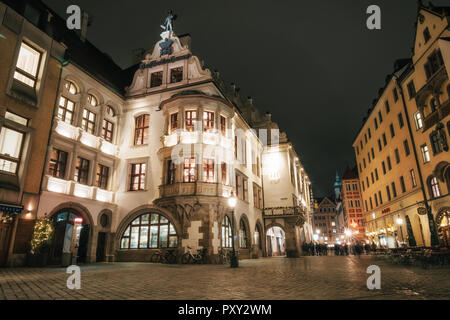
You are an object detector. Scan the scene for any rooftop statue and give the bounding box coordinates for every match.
[160,10,177,32]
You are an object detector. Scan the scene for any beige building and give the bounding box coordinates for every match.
[0,1,65,266]
[354,3,450,248]
[313,197,337,244]
[0,0,314,265]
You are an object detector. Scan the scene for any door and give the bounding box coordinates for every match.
[96,232,106,262]
[77,224,90,263]
[0,222,11,266]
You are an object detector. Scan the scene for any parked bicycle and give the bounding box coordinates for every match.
[217,247,231,264]
[181,246,207,264]
[151,249,177,264]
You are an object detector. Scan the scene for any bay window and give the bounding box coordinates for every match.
[185,110,197,132]
[203,111,214,131]
[183,157,196,182]
[169,113,178,134]
[203,159,215,183]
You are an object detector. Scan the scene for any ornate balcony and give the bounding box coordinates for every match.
[54,118,119,156]
[423,99,450,131]
[44,175,115,203]
[159,182,232,198]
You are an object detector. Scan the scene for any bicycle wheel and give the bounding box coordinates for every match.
[181,253,192,264]
[151,253,161,263]
[167,253,177,264]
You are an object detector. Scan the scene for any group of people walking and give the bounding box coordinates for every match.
[302,241,378,256]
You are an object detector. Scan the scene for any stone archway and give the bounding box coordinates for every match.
[265,223,286,257]
[436,207,450,247]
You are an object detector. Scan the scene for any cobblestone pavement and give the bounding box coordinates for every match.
[0,255,449,300]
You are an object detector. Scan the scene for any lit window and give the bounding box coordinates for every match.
[183,157,196,182]
[65,81,78,94]
[48,149,68,178]
[0,127,24,174]
[14,42,41,88]
[203,111,214,131]
[170,67,183,83]
[87,94,98,107]
[221,162,227,185]
[74,157,90,185]
[169,113,178,134]
[120,213,178,249]
[81,109,96,134]
[185,110,197,132]
[134,114,150,145]
[239,220,248,248]
[421,145,430,163]
[130,163,146,191]
[220,116,226,135]
[203,159,214,183]
[102,119,114,142]
[58,96,75,124]
[221,216,232,248]
[414,112,423,130]
[96,164,109,189]
[105,105,115,117]
[167,160,176,184]
[5,111,28,126]
[430,177,441,198]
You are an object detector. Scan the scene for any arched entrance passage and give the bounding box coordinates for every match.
[266,226,286,257]
[48,209,90,265]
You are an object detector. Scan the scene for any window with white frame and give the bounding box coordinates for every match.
[414,112,423,130]
[0,126,25,175]
[14,42,41,88]
[421,144,430,163]
[58,96,75,124]
[81,109,96,134]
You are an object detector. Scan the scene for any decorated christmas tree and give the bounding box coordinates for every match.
[30,216,54,255]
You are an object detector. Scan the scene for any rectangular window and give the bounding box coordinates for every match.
[81,109,96,134]
[424,50,444,79]
[386,185,391,201]
[374,118,378,129]
[150,71,163,87]
[169,113,178,134]
[387,156,392,170]
[382,133,387,146]
[74,157,90,185]
[394,148,400,164]
[423,27,431,43]
[375,168,379,181]
[183,158,196,182]
[393,88,399,102]
[57,96,74,124]
[243,177,248,202]
[130,163,146,191]
[382,161,386,174]
[185,110,197,132]
[407,81,416,99]
[374,193,378,207]
[371,172,374,184]
[370,197,373,210]
[170,67,183,83]
[0,127,24,175]
[203,159,215,183]
[390,124,395,138]
[403,140,410,156]
[236,174,242,199]
[48,149,68,178]
[102,119,114,142]
[378,139,382,151]
[371,148,375,159]
[430,133,442,155]
[378,191,383,205]
[96,164,109,189]
[167,160,176,184]
[414,112,423,130]
[400,176,406,193]
[378,111,383,123]
[234,136,238,159]
[368,152,371,163]
[398,113,404,128]
[410,169,417,188]
[220,116,226,135]
[421,145,430,163]
[203,111,214,131]
[368,128,371,139]
[134,114,150,145]
[14,42,41,88]
[221,162,227,185]
[363,158,366,168]
[385,101,390,114]
[391,182,397,198]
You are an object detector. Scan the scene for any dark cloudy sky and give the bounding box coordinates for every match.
[43,0,448,197]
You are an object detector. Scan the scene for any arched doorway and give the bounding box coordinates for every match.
[266,226,286,257]
[49,209,90,265]
[436,208,450,247]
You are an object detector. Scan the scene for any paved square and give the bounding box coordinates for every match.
[0,256,449,300]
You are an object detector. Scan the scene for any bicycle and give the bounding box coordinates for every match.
[181,246,207,264]
[217,247,230,264]
[151,249,177,264]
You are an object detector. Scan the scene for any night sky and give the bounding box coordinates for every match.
[43,0,449,197]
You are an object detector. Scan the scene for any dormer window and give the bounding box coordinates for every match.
[170,67,183,83]
[150,71,163,87]
[65,81,78,94]
[423,27,431,43]
[88,94,98,107]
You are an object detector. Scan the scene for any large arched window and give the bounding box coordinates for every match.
[239,219,248,248]
[221,216,232,248]
[120,213,178,249]
[429,176,441,198]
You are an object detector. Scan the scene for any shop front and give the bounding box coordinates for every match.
[0,204,23,266]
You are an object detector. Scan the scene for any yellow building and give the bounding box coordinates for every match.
[0,1,65,266]
[354,3,450,248]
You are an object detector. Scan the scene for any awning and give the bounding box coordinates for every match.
[0,203,24,214]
